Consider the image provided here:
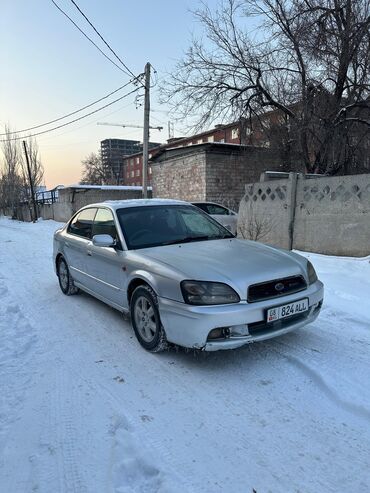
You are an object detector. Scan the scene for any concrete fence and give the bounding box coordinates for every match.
[238,173,370,256]
[7,186,148,224]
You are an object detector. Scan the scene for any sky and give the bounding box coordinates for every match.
[0,0,221,188]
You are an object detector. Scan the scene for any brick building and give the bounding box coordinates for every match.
[101,138,160,184]
[150,142,303,209]
[122,121,244,186]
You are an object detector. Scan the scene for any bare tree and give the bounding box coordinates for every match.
[0,126,24,216]
[80,153,111,184]
[163,0,370,174]
[238,203,275,241]
[1,128,45,219]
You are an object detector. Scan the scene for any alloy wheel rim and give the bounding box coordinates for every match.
[134,296,157,342]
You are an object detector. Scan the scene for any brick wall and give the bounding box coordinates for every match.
[152,150,207,201]
[205,146,303,209]
[151,143,303,209]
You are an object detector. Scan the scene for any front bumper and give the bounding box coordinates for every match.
[158,281,324,351]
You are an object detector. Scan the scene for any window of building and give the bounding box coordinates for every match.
[136,169,140,177]
[126,172,129,179]
[136,157,140,164]
[208,135,214,143]
[197,139,203,144]
[231,128,239,139]
[149,153,152,159]
[149,167,152,174]
[131,170,134,177]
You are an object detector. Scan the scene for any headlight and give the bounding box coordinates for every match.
[307,261,318,284]
[181,280,240,305]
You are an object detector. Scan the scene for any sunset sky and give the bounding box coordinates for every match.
[0,0,214,188]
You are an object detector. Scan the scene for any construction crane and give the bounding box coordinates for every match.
[97,122,163,131]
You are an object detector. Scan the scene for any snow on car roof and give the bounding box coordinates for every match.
[102,198,190,209]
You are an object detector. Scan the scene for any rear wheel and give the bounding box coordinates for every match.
[130,285,168,352]
[57,257,79,295]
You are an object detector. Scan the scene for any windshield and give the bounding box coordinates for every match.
[116,204,234,250]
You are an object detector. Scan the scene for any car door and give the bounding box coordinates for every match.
[64,208,97,286]
[84,207,127,307]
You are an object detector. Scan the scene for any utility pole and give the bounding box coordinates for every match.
[168,121,174,140]
[22,140,38,223]
[142,62,150,198]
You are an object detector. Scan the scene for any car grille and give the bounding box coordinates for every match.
[247,275,307,303]
[248,312,309,336]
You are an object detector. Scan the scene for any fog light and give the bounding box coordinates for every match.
[207,327,230,340]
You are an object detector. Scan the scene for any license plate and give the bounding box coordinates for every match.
[267,298,308,323]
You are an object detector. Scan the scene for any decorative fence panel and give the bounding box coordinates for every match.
[238,173,370,257]
[238,178,294,249]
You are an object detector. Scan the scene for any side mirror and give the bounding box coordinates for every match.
[92,234,115,247]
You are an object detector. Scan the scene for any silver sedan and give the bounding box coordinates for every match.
[53,199,324,352]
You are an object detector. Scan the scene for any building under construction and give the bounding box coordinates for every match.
[100,138,160,183]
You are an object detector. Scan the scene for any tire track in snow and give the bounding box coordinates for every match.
[109,415,174,493]
[55,355,187,493]
[0,287,38,448]
[278,351,370,423]
[53,365,89,493]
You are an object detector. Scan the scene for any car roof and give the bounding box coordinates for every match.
[83,198,191,211]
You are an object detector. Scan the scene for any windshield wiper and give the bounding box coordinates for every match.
[162,235,211,246]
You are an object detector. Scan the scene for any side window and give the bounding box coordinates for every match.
[206,204,229,215]
[193,203,208,213]
[68,208,97,239]
[92,208,119,242]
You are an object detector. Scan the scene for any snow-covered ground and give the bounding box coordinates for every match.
[0,216,369,493]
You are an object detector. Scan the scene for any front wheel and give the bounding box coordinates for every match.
[130,285,168,352]
[57,257,79,295]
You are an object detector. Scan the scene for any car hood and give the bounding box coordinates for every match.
[141,238,308,298]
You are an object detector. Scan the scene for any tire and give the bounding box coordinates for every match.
[130,285,168,352]
[57,257,79,296]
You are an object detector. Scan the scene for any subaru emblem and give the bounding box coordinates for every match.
[274,282,285,292]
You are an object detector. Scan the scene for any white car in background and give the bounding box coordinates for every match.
[191,202,238,234]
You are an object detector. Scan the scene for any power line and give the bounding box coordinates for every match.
[37,99,139,142]
[0,80,139,136]
[0,87,140,142]
[50,0,132,77]
[68,0,144,87]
